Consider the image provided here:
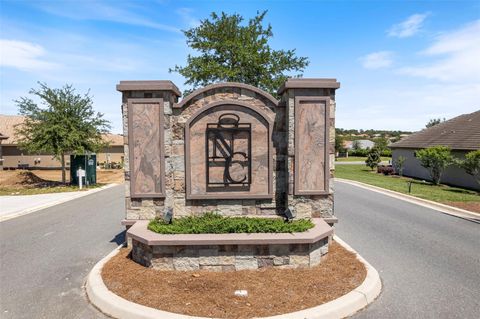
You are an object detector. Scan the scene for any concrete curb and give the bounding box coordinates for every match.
[0,183,118,222]
[86,236,382,319]
[335,178,480,221]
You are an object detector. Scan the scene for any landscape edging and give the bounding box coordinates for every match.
[335,178,479,220]
[86,236,382,319]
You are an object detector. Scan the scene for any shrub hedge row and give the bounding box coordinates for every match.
[148,212,314,234]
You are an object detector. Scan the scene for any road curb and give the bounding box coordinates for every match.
[335,178,479,221]
[0,183,118,222]
[86,236,382,319]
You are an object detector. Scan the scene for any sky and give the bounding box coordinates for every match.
[1,0,479,134]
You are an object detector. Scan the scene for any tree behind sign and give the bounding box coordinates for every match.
[170,11,309,97]
[15,82,111,184]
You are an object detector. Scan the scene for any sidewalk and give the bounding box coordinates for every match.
[0,184,116,222]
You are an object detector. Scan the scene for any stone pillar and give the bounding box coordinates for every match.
[116,81,181,220]
[277,78,340,220]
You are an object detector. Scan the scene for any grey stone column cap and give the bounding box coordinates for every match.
[277,78,340,95]
[116,80,181,97]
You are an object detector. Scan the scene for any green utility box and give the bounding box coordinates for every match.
[70,154,97,186]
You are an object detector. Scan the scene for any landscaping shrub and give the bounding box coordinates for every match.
[365,148,381,170]
[348,149,368,157]
[393,155,406,176]
[148,212,314,234]
[416,146,453,185]
[377,165,395,175]
[381,149,392,157]
[459,150,480,185]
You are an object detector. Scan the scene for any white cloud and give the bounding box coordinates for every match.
[177,8,200,28]
[398,20,480,82]
[336,82,480,131]
[0,39,59,71]
[360,51,393,69]
[35,1,180,33]
[388,13,429,38]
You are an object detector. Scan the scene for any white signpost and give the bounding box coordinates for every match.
[77,168,86,189]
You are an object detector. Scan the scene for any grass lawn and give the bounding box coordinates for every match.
[335,164,479,204]
[336,156,391,162]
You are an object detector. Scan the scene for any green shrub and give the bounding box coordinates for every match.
[381,149,392,157]
[365,148,381,170]
[348,149,368,157]
[394,155,406,176]
[416,146,453,185]
[459,150,480,185]
[148,212,314,234]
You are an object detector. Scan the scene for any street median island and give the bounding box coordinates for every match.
[100,239,367,319]
[88,79,381,318]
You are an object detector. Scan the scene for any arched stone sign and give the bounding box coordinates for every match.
[117,79,339,221]
[185,100,273,199]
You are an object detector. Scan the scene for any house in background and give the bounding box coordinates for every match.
[390,110,480,190]
[0,114,124,169]
[343,139,375,150]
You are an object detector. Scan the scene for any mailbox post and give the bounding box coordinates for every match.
[77,168,85,189]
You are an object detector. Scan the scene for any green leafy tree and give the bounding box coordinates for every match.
[335,134,345,155]
[352,140,361,151]
[15,83,111,184]
[365,148,381,170]
[425,118,445,128]
[459,150,480,185]
[170,11,309,96]
[416,146,453,185]
[394,155,406,176]
[374,137,388,153]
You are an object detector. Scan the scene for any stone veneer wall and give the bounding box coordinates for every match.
[131,237,329,271]
[119,80,338,221]
[280,87,337,218]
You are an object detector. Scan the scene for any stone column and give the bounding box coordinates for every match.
[116,81,181,220]
[277,78,340,220]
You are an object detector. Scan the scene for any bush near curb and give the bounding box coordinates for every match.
[148,212,314,234]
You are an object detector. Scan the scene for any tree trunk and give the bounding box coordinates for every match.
[61,153,66,184]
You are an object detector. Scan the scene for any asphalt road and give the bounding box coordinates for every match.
[1,182,479,318]
[0,184,125,319]
[334,181,480,319]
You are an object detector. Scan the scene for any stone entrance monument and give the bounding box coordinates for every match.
[117,79,340,271]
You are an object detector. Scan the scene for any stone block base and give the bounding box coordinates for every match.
[132,238,329,271]
[128,218,333,272]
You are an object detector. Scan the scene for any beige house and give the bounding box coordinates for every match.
[390,110,480,191]
[0,114,124,169]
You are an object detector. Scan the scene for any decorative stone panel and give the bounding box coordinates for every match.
[128,98,165,198]
[185,100,273,199]
[294,96,330,195]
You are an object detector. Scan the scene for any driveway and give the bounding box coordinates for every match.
[334,180,480,318]
[0,184,125,319]
[0,185,115,220]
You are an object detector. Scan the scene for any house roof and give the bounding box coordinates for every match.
[389,110,480,151]
[0,115,24,145]
[0,114,123,146]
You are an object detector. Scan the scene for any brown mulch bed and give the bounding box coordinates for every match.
[444,201,480,213]
[0,170,63,188]
[102,242,366,319]
[0,169,124,188]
